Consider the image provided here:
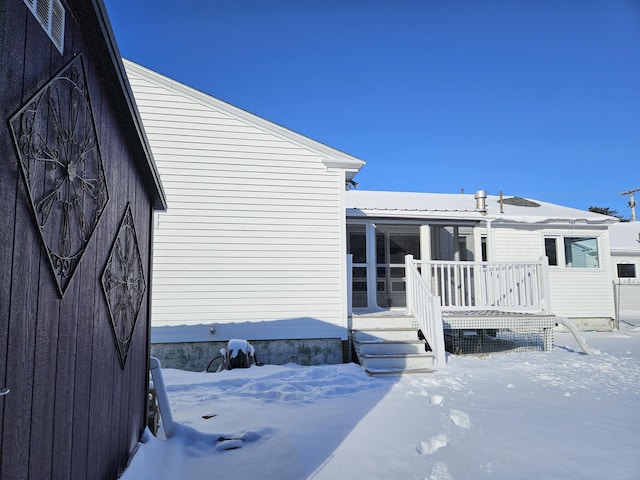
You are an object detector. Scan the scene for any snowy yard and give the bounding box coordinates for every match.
[122,319,640,480]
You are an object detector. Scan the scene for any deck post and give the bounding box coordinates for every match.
[539,256,552,313]
[543,327,553,351]
[346,254,353,363]
[347,254,353,325]
[405,254,414,313]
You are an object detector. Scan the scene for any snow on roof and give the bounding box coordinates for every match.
[345,190,616,225]
[609,221,640,250]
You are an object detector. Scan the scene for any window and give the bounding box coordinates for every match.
[544,236,600,268]
[347,227,367,263]
[481,235,488,261]
[544,238,558,266]
[617,264,637,278]
[563,237,599,268]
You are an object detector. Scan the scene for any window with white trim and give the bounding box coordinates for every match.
[617,263,637,278]
[544,238,558,266]
[564,237,599,268]
[544,236,600,268]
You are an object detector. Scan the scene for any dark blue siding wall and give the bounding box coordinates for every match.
[0,1,154,478]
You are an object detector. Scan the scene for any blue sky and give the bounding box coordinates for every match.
[104,0,639,215]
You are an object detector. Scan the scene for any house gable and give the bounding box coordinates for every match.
[125,61,364,347]
[124,60,364,177]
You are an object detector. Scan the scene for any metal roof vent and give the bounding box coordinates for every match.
[474,190,488,214]
[23,0,65,55]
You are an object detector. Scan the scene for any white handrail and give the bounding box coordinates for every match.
[405,255,446,369]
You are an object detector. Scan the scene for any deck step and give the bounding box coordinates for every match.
[360,352,435,371]
[351,315,435,375]
[353,328,420,342]
[357,340,428,355]
[351,314,416,330]
[362,366,436,376]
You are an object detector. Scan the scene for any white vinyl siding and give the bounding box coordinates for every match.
[491,226,541,262]
[612,252,640,314]
[126,64,354,338]
[491,225,615,320]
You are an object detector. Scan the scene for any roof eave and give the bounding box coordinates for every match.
[489,216,617,226]
[70,0,167,210]
[123,60,365,175]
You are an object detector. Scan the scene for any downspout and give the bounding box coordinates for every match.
[485,218,494,261]
[555,317,593,355]
[149,357,175,438]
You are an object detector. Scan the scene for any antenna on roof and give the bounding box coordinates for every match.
[620,187,639,221]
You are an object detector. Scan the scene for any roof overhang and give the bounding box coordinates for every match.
[70,0,167,210]
[123,60,365,184]
[346,190,618,227]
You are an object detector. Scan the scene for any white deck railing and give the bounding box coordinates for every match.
[416,257,551,313]
[405,255,446,369]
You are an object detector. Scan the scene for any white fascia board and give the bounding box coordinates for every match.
[489,217,617,226]
[347,209,617,227]
[347,208,481,221]
[611,250,640,256]
[123,59,365,173]
[323,158,364,170]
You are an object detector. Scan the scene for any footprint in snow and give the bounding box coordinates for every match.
[429,461,454,480]
[417,433,448,455]
[448,409,471,430]
[215,430,264,451]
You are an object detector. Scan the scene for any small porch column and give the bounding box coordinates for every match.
[365,222,378,309]
[420,225,431,262]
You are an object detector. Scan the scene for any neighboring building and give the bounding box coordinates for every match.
[609,221,640,320]
[124,60,364,369]
[124,60,619,372]
[0,1,165,478]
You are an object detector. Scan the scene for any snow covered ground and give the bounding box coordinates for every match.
[122,317,640,479]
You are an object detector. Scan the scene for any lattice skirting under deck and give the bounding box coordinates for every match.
[442,311,555,354]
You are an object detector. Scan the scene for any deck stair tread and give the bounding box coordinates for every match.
[356,339,425,344]
[355,327,417,332]
[351,314,435,375]
[360,352,434,359]
[363,367,436,376]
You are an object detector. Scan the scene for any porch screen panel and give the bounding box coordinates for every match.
[347,227,368,308]
[377,228,420,308]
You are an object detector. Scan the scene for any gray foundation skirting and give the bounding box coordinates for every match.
[150,338,346,371]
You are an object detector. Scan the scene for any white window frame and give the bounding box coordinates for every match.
[543,235,602,269]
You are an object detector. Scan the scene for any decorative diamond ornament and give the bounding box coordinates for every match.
[102,205,146,369]
[9,55,109,296]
